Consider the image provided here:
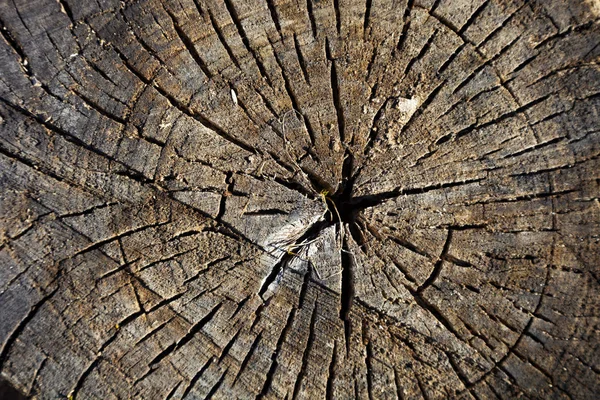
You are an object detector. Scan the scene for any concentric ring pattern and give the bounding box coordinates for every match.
[0,0,599,399]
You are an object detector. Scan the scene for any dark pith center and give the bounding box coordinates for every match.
[324,187,357,225]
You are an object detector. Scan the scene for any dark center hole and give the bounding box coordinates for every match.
[316,152,399,226]
[325,191,357,224]
[323,179,391,225]
[322,151,359,224]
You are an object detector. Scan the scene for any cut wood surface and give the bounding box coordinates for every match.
[0,0,599,399]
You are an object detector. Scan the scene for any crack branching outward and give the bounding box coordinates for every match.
[258,219,329,298]
[259,143,477,335]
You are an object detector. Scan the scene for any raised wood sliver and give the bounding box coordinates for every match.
[0,0,599,399]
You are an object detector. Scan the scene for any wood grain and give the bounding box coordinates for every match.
[0,0,598,398]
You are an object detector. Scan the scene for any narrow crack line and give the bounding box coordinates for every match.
[70,311,144,398]
[380,274,465,340]
[257,307,296,399]
[340,235,355,354]
[395,0,415,53]
[256,88,280,119]
[464,267,552,390]
[257,249,294,298]
[71,88,127,125]
[165,381,182,400]
[416,230,453,293]
[444,350,475,393]
[71,221,170,259]
[363,0,373,36]
[509,52,539,77]
[533,20,597,51]
[365,43,379,82]
[456,316,495,356]
[501,136,566,159]
[325,341,337,400]
[386,233,430,259]
[135,317,175,346]
[452,35,520,95]
[363,96,395,155]
[429,0,442,15]
[0,287,59,370]
[0,97,149,181]
[326,38,345,144]
[110,43,257,156]
[525,62,600,90]
[110,262,194,327]
[0,14,34,77]
[243,209,288,216]
[229,295,251,321]
[249,296,272,333]
[137,246,201,273]
[85,60,120,89]
[258,219,328,298]
[458,0,489,36]
[390,258,418,284]
[394,368,406,400]
[1,209,49,246]
[204,5,242,71]
[171,139,311,203]
[403,29,438,77]
[452,93,552,141]
[305,0,318,39]
[355,297,471,358]
[412,295,461,340]
[4,26,68,105]
[205,367,228,399]
[340,150,357,199]
[57,0,75,22]
[414,369,432,400]
[476,3,527,51]
[270,174,317,199]
[349,177,485,210]
[180,357,214,399]
[297,259,313,309]
[70,359,102,398]
[365,335,374,400]
[222,0,273,87]
[184,210,265,253]
[333,0,341,34]
[119,9,166,65]
[291,299,319,400]
[165,8,212,79]
[265,0,282,36]
[232,331,263,385]
[148,303,222,368]
[509,153,600,177]
[269,36,317,146]
[437,43,467,76]
[293,33,311,85]
[27,357,47,397]
[467,189,576,206]
[216,172,234,221]
[399,79,447,142]
[498,365,536,400]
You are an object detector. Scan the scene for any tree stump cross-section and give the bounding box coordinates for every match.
[0,0,599,399]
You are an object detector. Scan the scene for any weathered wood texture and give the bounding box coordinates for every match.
[1,0,599,398]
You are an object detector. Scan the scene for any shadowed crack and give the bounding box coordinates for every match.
[258,148,400,334]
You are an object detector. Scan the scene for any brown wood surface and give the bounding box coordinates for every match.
[0,0,599,399]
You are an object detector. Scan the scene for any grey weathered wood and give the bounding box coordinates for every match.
[0,0,599,399]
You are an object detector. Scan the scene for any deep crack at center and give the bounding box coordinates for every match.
[259,151,403,352]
